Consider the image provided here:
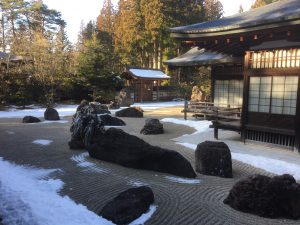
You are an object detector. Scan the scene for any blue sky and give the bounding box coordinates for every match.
[43,0,255,44]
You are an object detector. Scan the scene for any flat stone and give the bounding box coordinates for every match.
[101,186,154,225]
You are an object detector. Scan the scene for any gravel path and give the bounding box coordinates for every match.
[0,109,299,225]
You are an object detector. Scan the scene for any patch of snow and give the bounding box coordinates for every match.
[0,158,113,225]
[161,118,212,134]
[41,120,69,124]
[32,139,53,146]
[176,142,300,181]
[128,205,157,225]
[5,131,15,134]
[176,142,197,150]
[132,101,184,110]
[71,152,109,173]
[232,153,300,180]
[0,104,78,118]
[128,180,148,187]
[165,176,201,184]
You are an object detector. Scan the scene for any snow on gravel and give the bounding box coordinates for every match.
[128,180,148,187]
[0,158,113,225]
[71,152,109,173]
[32,139,53,146]
[176,142,300,180]
[161,118,212,134]
[0,104,78,118]
[129,205,157,225]
[40,120,69,124]
[132,101,184,110]
[5,131,15,134]
[165,176,201,184]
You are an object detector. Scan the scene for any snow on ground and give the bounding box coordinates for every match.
[161,118,212,134]
[32,139,53,146]
[132,101,184,110]
[128,180,148,187]
[0,157,113,225]
[0,104,78,118]
[40,120,69,124]
[165,176,201,184]
[129,205,157,225]
[71,152,109,173]
[5,131,15,134]
[0,101,183,118]
[176,142,300,180]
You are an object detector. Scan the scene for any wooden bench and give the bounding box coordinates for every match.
[182,101,217,120]
[211,107,242,139]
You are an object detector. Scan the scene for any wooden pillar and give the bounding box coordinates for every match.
[184,100,188,120]
[157,80,160,102]
[241,52,251,142]
[140,79,143,102]
[295,74,300,152]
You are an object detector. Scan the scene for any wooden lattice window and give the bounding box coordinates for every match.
[249,49,300,69]
[214,80,243,108]
[248,76,298,115]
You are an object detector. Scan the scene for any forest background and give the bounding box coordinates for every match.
[0,0,276,106]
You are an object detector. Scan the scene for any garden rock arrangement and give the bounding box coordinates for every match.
[22,116,41,123]
[140,118,163,135]
[90,102,111,114]
[115,107,143,118]
[101,186,154,225]
[44,108,60,120]
[88,128,196,178]
[99,114,125,126]
[68,103,104,149]
[224,174,300,220]
[195,141,232,178]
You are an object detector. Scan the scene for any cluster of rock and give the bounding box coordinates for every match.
[190,86,206,102]
[101,186,154,225]
[140,118,164,135]
[224,174,300,220]
[68,100,125,149]
[22,107,60,123]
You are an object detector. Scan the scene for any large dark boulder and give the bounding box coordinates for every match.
[99,114,126,126]
[88,128,196,178]
[101,186,154,225]
[224,174,300,220]
[195,141,232,178]
[22,116,41,123]
[68,104,105,149]
[115,107,143,118]
[140,118,163,135]
[44,108,60,121]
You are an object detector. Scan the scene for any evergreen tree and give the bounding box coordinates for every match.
[251,0,279,9]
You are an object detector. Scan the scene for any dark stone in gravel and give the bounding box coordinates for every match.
[140,118,163,135]
[195,141,232,178]
[224,174,300,220]
[101,186,154,225]
[22,116,41,123]
[115,107,143,118]
[44,108,60,120]
[99,114,125,126]
[88,128,196,178]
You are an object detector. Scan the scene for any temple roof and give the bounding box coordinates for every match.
[164,47,243,67]
[122,69,170,80]
[170,0,300,38]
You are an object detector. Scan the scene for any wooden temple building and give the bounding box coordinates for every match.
[121,68,170,102]
[166,0,300,151]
